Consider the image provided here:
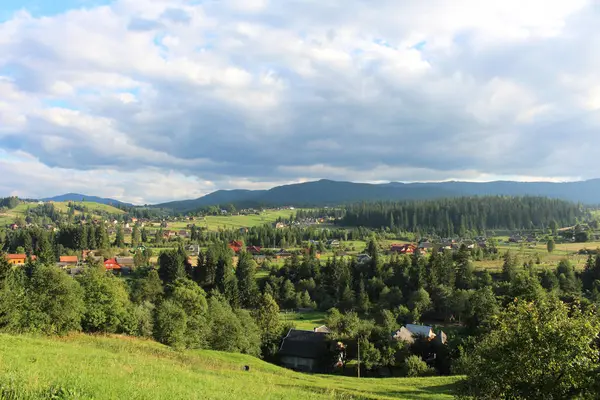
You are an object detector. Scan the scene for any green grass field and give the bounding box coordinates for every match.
[0,334,458,400]
[168,209,303,232]
[0,203,30,225]
[51,201,125,215]
[0,201,125,226]
[281,311,327,331]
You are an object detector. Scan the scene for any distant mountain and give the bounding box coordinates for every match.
[41,193,132,207]
[153,178,600,212]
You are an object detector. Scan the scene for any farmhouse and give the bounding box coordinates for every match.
[116,257,135,270]
[58,256,79,268]
[278,329,332,372]
[5,254,36,265]
[393,324,447,345]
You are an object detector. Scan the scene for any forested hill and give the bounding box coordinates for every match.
[341,197,586,235]
[153,179,600,211]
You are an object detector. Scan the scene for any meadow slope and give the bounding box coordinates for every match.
[0,334,458,400]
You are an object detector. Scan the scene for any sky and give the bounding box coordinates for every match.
[1,0,599,204]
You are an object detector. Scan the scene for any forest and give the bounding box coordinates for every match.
[341,197,586,235]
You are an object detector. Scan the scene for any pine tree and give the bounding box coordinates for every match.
[114,225,125,248]
[236,251,258,308]
[158,249,186,284]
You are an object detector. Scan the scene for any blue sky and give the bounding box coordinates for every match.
[0,0,598,203]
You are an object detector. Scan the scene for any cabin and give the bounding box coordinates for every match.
[246,246,262,255]
[116,257,135,271]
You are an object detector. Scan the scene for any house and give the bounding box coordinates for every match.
[5,254,36,265]
[327,239,340,247]
[220,209,228,215]
[178,230,190,238]
[274,222,286,229]
[390,244,417,255]
[393,324,446,345]
[104,258,121,271]
[116,257,134,268]
[239,227,249,234]
[418,242,433,251]
[9,223,19,230]
[131,218,138,223]
[228,240,244,253]
[124,227,133,234]
[279,329,332,372]
[58,256,79,268]
[162,230,176,239]
[246,246,262,255]
[275,249,292,259]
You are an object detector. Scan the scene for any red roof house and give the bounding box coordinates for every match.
[59,255,79,265]
[104,258,121,271]
[228,240,244,253]
[246,246,262,254]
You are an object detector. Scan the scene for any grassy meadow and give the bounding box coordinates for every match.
[0,203,30,225]
[281,310,327,331]
[50,200,126,215]
[0,334,458,400]
[168,209,303,232]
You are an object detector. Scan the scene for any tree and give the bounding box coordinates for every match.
[402,355,434,377]
[501,251,518,282]
[130,268,164,304]
[132,225,141,247]
[0,264,84,335]
[457,299,600,399]
[158,249,186,285]
[547,239,555,253]
[76,266,132,333]
[236,252,258,308]
[408,288,432,322]
[154,299,187,348]
[114,225,125,248]
[0,252,11,283]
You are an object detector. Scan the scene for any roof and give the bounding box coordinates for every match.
[406,324,435,338]
[279,329,330,359]
[116,257,134,265]
[104,258,121,270]
[6,254,27,260]
[59,256,79,263]
[314,325,331,334]
[393,327,416,344]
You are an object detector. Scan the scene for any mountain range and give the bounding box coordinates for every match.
[152,178,600,212]
[41,193,132,207]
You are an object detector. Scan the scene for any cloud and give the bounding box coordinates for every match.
[0,0,599,203]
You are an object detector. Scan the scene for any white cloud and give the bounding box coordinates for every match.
[0,0,599,202]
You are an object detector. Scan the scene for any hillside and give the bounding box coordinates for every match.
[154,178,600,212]
[0,334,458,400]
[41,193,131,207]
[50,200,126,215]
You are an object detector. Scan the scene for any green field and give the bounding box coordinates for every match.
[0,201,125,226]
[281,311,327,331]
[51,201,125,215]
[168,209,302,232]
[0,203,30,225]
[0,334,458,400]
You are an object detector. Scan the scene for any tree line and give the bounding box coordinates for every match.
[341,196,586,236]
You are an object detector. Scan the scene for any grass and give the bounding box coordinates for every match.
[0,334,458,400]
[168,209,306,232]
[50,201,125,215]
[281,311,327,331]
[0,203,30,225]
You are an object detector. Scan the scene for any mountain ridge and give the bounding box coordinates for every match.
[151,178,600,212]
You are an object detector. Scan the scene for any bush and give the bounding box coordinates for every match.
[401,355,434,377]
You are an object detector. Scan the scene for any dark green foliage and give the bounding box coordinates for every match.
[342,197,583,235]
[76,266,132,333]
[0,264,84,335]
[158,249,186,284]
[236,252,258,308]
[457,299,600,400]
